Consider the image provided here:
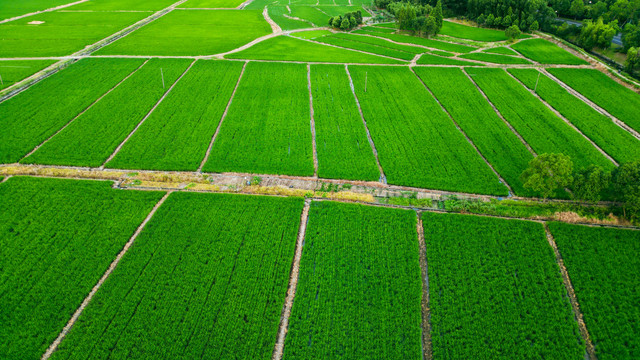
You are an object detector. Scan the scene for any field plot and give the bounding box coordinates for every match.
[414,67,535,196]
[106,60,242,171]
[291,30,332,39]
[50,192,304,360]
[0,176,163,360]
[96,10,270,56]
[0,11,149,57]
[416,53,480,65]
[226,35,403,63]
[0,0,73,20]
[460,52,532,64]
[423,212,584,359]
[349,66,508,195]
[334,33,425,54]
[203,62,314,176]
[289,6,330,26]
[512,38,588,65]
[0,60,55,91]
[66,0,176,11]
[548,68,640,134]
[440,20,508,41]
[0,58,144,164]
[549,223,640,360]
[315,5,366,15]
[179,0,247,8]
[267,6,310,30]
[483,46,518,55]
[311,65,380,181]
[509,68,640,164]
[284,201,422,359]
[467,67,614,170]
[316,35,414,60]
[23,59,192,167]
[353,31,477,53]
[353,26,397,34]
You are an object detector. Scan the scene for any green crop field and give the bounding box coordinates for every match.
[350,65,508,195]
[285,201,422,359]
[509,68,640,164]
[424,212,584,358]
[289,6,330,26]
[67,0,176,11]
[353,26,397,34]
[330,32,426,54]
[23,59,192,167]
[548,68,640,134]
[0,176,163,360]
[0,60,55,90]
[416,53,481,65]
[203,62,314,176]
[414,67,535,196]
[0,58,144,164]
[358,31,478,53]
[460,52,532,64]
[97,10,271,56]
[317,35,414,60]
[512,38,589,65]
[179,0,248,8]
[311,64,381,180]
[483,46,518,55]
[467,67,615,171]
[0,0,73,20]
[107,60,243,171]
[549,223,640,359]
[267,5,311,30]
[49,192,304,360]
[440,20,508,41]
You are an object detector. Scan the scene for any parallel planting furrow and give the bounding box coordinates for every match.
[509,69,640,165]
[311,64,380,181]
[23,59,192,167]
[333,33,426,54]
[283,201,422,359]
[106,60,242,171]
[423,212,584,359]
[414,67,535,196]
[349,65,508,195]
[466,67,614,171]
[0,177,164,360]
[316,35,415,60]
[203,62,314,176]
[348,31,477,53]
[49,192,304,360]
[0,58,144,164]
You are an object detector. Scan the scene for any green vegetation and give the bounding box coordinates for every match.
[440,20,508,41]
[466,67,614,171]
[0,58,144,164]
[97,10,271,56]
[0,176,163,360]
[460,52,532,64]
[227,35,403,63]
[350,66,508,195]
[424,212,584,359]
[107,60,243,171]
[353,26,397,34]
[356,31,477,53]
[483,46,518,55]
[268,5,311,30]
[0,11,148,57]
[0,0,73,20]
[0,60,55,91]
[179,0,247,8]
[293,6,333,27]
[548,68,640,134]
[23,59,192,167]
[414,67,535,196]
[549,223,640,359]
[290,30,332,39]
[285,201,422,359]
[51,192,304,360]
[332,33,426,54]
[416,53,482,65]
[67,0,176,10]
[509,68,640,164]
[512,38,589,64]
[327,9,363,30]
[317,35,414,60]
[521,153,574,198]
[311,65,380,181]
[204,62,314,176]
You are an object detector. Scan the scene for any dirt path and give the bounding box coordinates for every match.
[416,214,432,360]
[0,0,89,24]
[198,61,248,172]
[236,0,255,9]
[263,6,282,33]
[412,67,514,195]
[272,199,311,360]
[41,191,172,360]
[307,64,319,178]
[543,224,598,360]
[20,60,150,162]
[345,65,387,184]
[100,59,197,169]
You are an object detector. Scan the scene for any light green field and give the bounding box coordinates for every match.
[97,10,271,56]
[512,38,589,65]
[460,52,532,64]
[65,0,175,11]
[291,30,332,39]
[0,60,55,91]
[440,21,508,42]
[179,0,247,8]
[0,0,72,21]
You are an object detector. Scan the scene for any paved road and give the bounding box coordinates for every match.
[556,17,623,46]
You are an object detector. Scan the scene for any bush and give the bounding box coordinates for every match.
[505,24,521,41]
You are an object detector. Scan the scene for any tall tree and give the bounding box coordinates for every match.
[521,154,574,199]
[571,165,611,204]
[434,0,443,32]
[613,160,640,219]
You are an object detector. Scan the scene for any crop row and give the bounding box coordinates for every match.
[512,39,589,65]
[353,30,477,53]
[460,51,532,64]
[416,53,481,65]
[316,34,415,60]
[331,32,426,54]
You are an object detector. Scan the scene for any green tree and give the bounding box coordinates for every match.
[433,0,444,32]
[505,24,521,40]
[486,13,495,26]
[340,17,351,30]
[570,0,585,18]
[571,165,611,204]
[349,16,357,28]
[625,47,640,72]
[502,14,513,27]
[332,16,341,28]
[424,15,438,36]
[613,160,640,219]
[530,20,539,31]
[520,154,574,199]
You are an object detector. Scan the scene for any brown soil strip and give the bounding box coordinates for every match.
[462,68,538,157]
[100,59,197,169]
[263,6,282,33]
[344,64,387,184]
[541,68,640,141]
[543,223,598,360]
[412,67,514,195]
[507,70,618,167]
[416,213,432,360]
[20,60,150,162]
[41,191,172,360]
[0,0,89,24]
[272,199,311,360]
[198,60,248,172]
[307,64,319,178]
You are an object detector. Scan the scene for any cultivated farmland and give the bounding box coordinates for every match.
[511,38,589,65]
[0,60,55,90]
